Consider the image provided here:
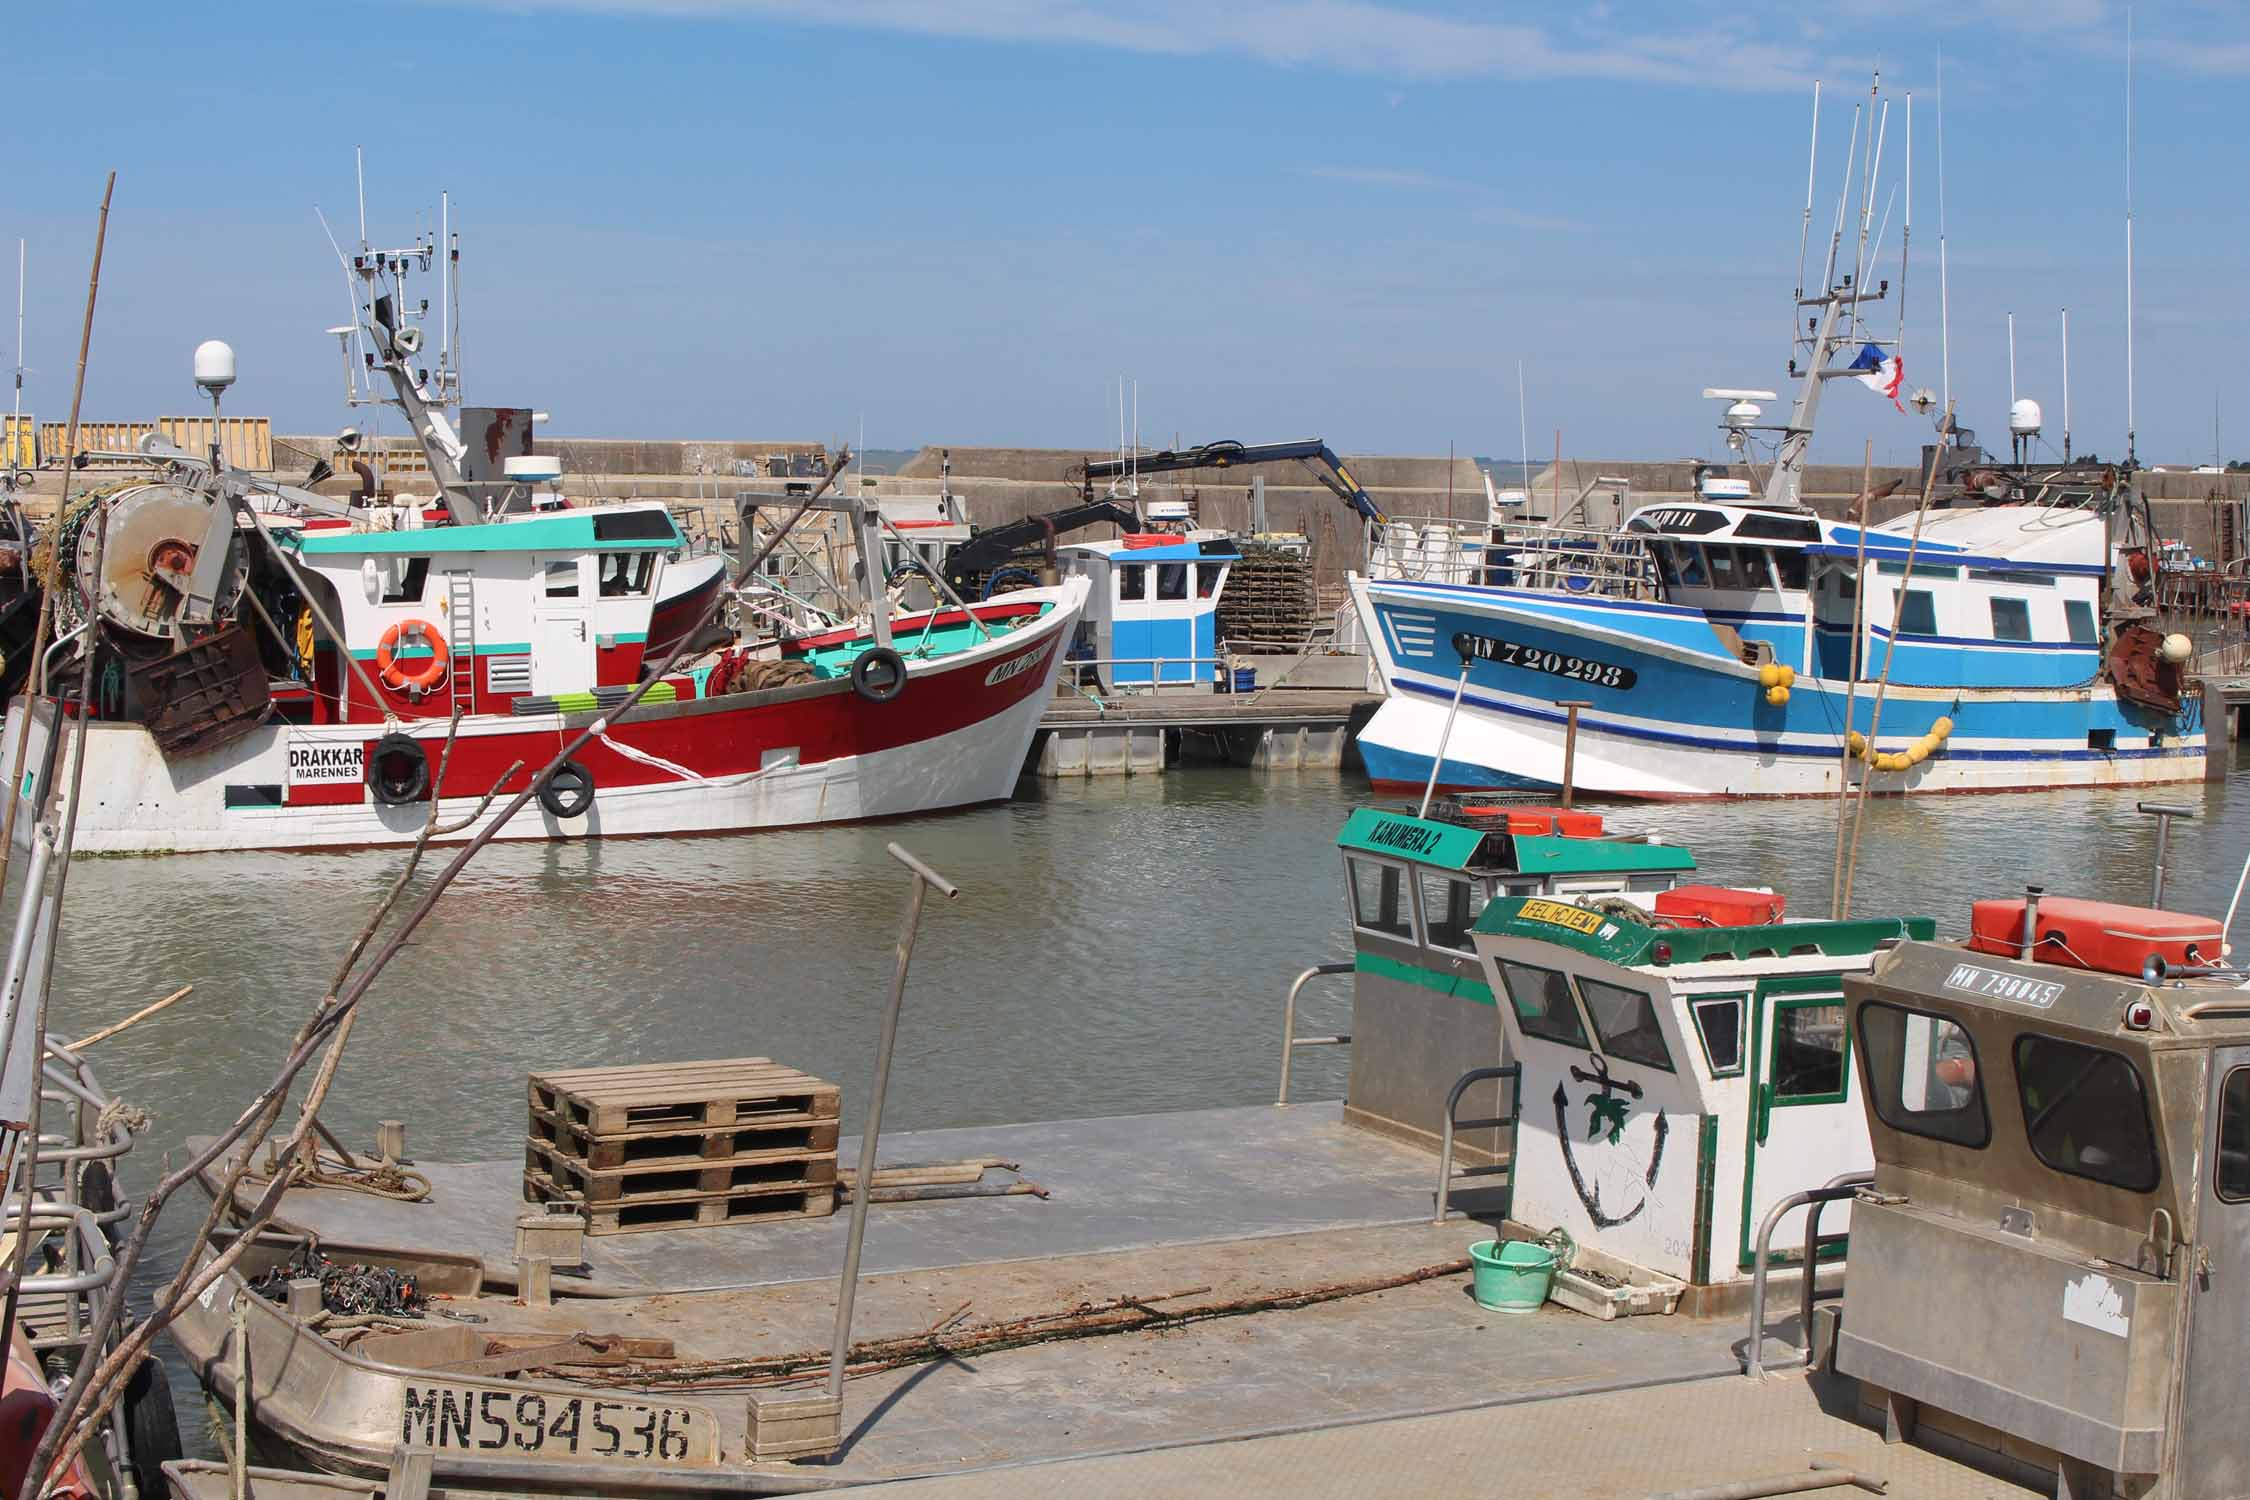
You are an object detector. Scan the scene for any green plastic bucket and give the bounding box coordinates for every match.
[1469,1238,1557,1314]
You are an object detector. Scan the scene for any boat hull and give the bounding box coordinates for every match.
[1352,576,2206,799]
[5,581,1086,854]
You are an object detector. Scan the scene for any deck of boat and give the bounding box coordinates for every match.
[190,1104,2041,1495]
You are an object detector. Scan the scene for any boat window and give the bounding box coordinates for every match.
[2217,1068,2250,1202]
[1990,598,2032,642]
[2065,599,2097,645]
[543,560,581,599]
[1771,548,1809,591]
[2013,1034,2160,1192]
[1346,857,1417,942]
[1196,563,1224,599]
[1580,978,1674,1071]
[1652,543,1684,588]
[1730,547,1776,592]
[1625,873,1675,892]
[1498,961,1591,1048]
[1770,999,1849,1102]
[1706,548,1738,588]
[1675,545,1709,588]
[381,557,430,605]
[1876,561,1962,580]
[1857,1002,1989,1147]
[1157,563,1189,601]
[1896,589,1937,636]
[1118,565,1146,602]
[1417,871,1489,954]
[1970,568,2053,585]
[598,553,656,598]
[1691,995,1744,1076]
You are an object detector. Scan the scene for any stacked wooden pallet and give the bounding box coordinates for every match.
[1216,541,1321,652]
[523,1059,840,1235]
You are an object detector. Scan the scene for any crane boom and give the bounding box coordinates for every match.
[1080,439,1386,525]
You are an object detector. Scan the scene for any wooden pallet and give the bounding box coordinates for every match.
[528,1059,839,1137]
[523,1138,837,1205]
[527,1109,841,1170]
[523,1167,836,1235]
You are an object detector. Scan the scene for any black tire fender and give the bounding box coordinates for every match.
[539,759,595,819]
[366,732,430,806]
[851,646,907,704]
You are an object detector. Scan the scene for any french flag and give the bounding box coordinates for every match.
[1846,343,1905,411]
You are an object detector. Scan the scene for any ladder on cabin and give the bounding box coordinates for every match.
[446,571,477,715]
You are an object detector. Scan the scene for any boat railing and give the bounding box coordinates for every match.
[1432,1064,1521,1223]
[1365,516,1660,600]
[1275,961,1354,1104]
[1069,656,1232,694]
[1742,1170,1874,1379]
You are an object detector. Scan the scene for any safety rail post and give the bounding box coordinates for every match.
[1744,1171,1873,1378]
[1434,1064,1521,1223]
[1276,961,1354,1104]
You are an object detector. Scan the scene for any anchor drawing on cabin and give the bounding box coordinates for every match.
[1554,1055,1668,1229]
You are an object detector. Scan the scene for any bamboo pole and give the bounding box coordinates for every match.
[62,984,191,1052]
[1830,440,1875,918]
[0,172,113,895]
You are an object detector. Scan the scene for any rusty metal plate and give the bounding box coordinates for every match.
[127,624,272,759]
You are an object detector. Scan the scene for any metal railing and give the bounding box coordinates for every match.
[1364,516,1660,600]
[1743,1171,1873,1379]
[1275,962,1353,1104]
[1068,655,1233,695]
[1433,1063,1521,1223]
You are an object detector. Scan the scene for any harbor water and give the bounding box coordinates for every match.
[22,763,2250,1418]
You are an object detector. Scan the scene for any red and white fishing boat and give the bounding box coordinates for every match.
[0,231,1087,855]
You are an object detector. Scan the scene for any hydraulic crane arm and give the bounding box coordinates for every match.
[940,499,1146,587]
[1080,439,1386,525]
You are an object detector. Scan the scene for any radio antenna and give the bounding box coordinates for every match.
[2124,6,2138,465]
[1793,81,1821,353]
[1936,45,1951,415]
[2062,308,2072,461]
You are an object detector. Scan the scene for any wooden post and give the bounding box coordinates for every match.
[1556,700,1591,807]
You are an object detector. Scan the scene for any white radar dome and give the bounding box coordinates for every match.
[192,340,236,392]
[2008,398,2043,436]
[1724,400,1763,430]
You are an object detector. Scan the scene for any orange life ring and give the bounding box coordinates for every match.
[376,618,450,698]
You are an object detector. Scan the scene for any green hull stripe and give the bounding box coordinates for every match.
[1355,950,1495,1006]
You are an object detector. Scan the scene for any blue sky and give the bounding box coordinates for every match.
[5,2,2245,469]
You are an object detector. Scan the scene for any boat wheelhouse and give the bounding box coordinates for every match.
[1468,890,1931,1292]
[1832,892,2250,1496]
[1331,803,1694,1160]
[1057,531,1240,691]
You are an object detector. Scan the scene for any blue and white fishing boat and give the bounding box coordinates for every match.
[1350,469,2203,797]
[1351,82,2205,800]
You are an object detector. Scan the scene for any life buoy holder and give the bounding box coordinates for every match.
[851,646,908,704]
[367,732,430,806]
[376,619,450,699]
[539,760,595,820]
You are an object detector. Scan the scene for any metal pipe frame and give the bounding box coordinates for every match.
[1434,1064,1521,1224]
[1275,961,1353,1104]
[1744,1171,1873,1379]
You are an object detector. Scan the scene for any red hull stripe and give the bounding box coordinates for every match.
[410,630,1059,798]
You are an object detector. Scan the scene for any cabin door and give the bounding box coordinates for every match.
[531,556,595,695]
[2176,1046,2250,1494]
[1736,976,1870,1270]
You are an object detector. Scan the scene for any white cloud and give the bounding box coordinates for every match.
[454,0,1824,89]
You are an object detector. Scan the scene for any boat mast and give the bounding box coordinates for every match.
[1757,78,1891,509]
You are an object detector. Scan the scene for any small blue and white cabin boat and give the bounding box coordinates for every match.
[1058,528,1240,691]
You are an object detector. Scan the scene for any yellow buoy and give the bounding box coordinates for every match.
[1846,730,1867,755]
[1777,664,1796,687]
[1930,715,1954,739]
[1758,662,1782,688]
[1765,686,1790,706]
